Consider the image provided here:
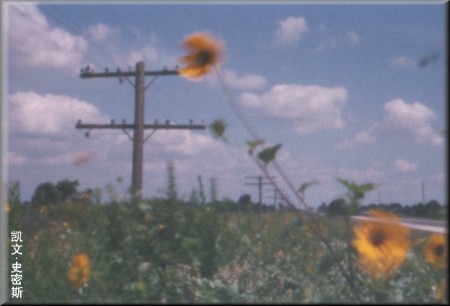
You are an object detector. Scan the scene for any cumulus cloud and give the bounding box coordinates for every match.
[7,4,88,72]
[383,99,443,145]
[316,29,360,52]
[335,129,376,150]
[151,129,224,157]
[274,16,308,46]
[346,31,360,45]
[87,23,117,41]
[125,45,159,67]
[395,159,417,172]
[336,166,382,182]
[8,91,108,135]
[241,84,348,134]
[221,70,267,90]
[389,56,415,68]
[336,98,443,149]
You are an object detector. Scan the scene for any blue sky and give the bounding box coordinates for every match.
[3,1,447,208]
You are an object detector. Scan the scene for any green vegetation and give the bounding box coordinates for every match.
[6,172,447,304]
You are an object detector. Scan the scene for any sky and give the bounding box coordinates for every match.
[2,1,447,208]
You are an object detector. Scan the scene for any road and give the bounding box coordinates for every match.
[352,215,447,234]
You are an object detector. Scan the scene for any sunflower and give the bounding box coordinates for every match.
[424,233,447,269]
[67,252,90,290]
[178,32,224,80]
[352,210,411,279]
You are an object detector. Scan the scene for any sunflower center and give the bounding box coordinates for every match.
[434,245,444,257]
[369,230,386,246]
[196,51,213,66]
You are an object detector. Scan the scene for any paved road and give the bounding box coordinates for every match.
[352,216,447,234]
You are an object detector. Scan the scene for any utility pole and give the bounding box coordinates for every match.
[421,181,426,204]
[76,61,206,202]
[268,188,284,210]
[245,175,275,224]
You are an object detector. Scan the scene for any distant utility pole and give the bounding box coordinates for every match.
[76,61,206,202]
[245,175,275,224]
[268,188,285,210]
[421,181,426,204]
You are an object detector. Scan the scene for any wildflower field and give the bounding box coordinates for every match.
[6,192,447,303]
[5,28,447,304]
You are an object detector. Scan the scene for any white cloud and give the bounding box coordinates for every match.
[274,16,308,46]
[316,30,360,52]
[108,44,160,68]
[241,84,348,134]
[389,56,415,68]
[336,166,382,183]
[337,99,443,149]
[395,159,417,172]
[346,31,360,45]
[7,4,88,72]
[8,91,108,135]
[126,45,159,66]
[335,129,376,150]
[383,99,443,145]
[87,23,117,41]
[221,70,267,90]
[151,129,224,157]
[8,152,27,166]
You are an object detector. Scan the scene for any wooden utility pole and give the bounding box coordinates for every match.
[245,175,275,224]
[421,181,426,204]
[76,61,206,201]
[268,188,284,210]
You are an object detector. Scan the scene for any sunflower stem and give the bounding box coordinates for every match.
[213,66,362,303]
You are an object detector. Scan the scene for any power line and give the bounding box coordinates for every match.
[39,4,117,66]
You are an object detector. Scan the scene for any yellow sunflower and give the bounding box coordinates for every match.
[178,32,224,80]
[424,233,447,269]
[352,210,411,279]
[67,252,91,290]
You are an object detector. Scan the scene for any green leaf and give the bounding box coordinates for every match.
[298,180,319,195]
[246,139,264,155]
[257,144,282,166]
[209,119,227,139]
[336,178,377,200]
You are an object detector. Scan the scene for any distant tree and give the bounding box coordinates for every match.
[197,175,206,205]
[189,188,200,206]
[166,161,178,201]
[31,182,60,206]
[388,202,403,214]
[328,198,348,216]
[55,179,79,202]
[8,181,21,205]
[425,200,442,216]
[411,203,426,216]
[317,202,328,214]
[209,177,218,203]
[238,194,252,212]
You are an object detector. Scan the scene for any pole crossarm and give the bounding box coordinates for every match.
[75,122,206,130]
[80,69,179,79]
